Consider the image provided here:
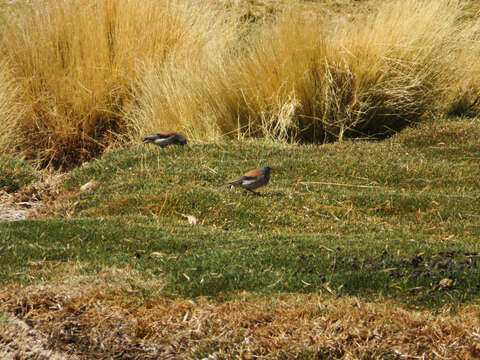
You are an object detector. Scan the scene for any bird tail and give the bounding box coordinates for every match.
[133,140,150,147]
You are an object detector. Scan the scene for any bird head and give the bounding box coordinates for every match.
[174,133,187,145]
[260,166,271,174]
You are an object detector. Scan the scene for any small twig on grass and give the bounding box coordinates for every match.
[158,191,169,216]
[202,165,218,174]
[267,277,283,288]
[298,181,379,189]
[431,350,451,360]
[392,349,424,359]
[301,280,311,287]
[319,244,334,252]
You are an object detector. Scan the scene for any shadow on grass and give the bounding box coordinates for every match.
[2,218,480,309]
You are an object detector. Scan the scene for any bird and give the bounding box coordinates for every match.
[221,166,272,195]
[139,130,187,147]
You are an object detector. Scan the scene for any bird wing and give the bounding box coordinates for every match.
[142,134,159,142]
[225,176,247,185]
[155,130,177,138]
[142,131,175,142]
[221,169,263,188]
[243,169,263,177]
[145,130,175,139]
[220,175,251,188]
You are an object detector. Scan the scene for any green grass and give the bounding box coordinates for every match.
[1,117,479,308]
[0,154,37,193]
[0,311,7,328]
[2,217,480,308]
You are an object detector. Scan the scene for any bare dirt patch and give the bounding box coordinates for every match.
[0,193,32,222]
[1,279,480,359]
[0,178,61,222]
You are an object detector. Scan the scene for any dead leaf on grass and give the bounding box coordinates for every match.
[150,252,167,258]
[438,278,455,290]
[181,214,198,225]
[80,180,96,192]
[323,282,334,294]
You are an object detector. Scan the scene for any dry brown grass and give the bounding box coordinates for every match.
[445,27,480,117]
[124,57,242,144]
[2,276,480,359]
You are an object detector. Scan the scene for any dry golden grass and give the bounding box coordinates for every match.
[2,275,480,359]
[445,26,480,117]
[0,60,23,152]
[232,0,478,142]
[0,0,479,166]
[124,57,242,144]
[129,0,480,146]
[0,0,234,168]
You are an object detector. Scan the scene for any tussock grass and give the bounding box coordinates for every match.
[124,60,241,144]
[0,60,23,153]
[231,0,477,141]
[446,45,480,118]
[0,0,233,168]
[1,0,479,165]
[130,0,480,146]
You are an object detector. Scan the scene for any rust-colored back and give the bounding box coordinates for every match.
[243,168,262,177]
[156,130,176,137]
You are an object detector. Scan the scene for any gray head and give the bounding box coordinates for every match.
[173,132,187,145]
[259,166,271,175]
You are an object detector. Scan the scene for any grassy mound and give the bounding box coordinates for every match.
[62,118,480,232]
[1,118,479,308]
[1,117,479,358]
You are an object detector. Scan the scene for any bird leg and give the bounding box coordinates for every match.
[245,188,261,196]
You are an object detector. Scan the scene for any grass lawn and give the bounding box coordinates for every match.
[1,117,480,358]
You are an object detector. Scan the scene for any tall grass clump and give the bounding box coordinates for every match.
[233,0,477,142]
[130,0,477,145]
[0,60,23,153]
[0,0,234,168]
[445,27,480,118]
[125,61,241,143]
[123,5,246,144]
